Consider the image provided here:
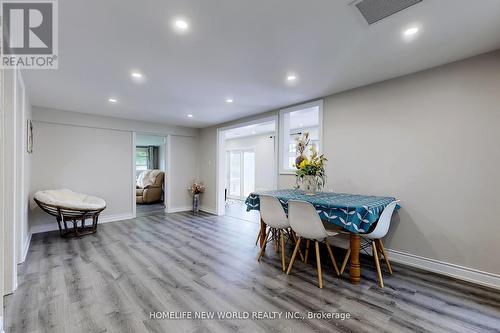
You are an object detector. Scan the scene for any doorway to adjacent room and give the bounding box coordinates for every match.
[134,134,167,217]
[216,117,278,220]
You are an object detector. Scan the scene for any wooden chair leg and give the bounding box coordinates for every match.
[372,241,384,288]
[257,229,271,261]
[325,241,340,276]
[255,228,263,246]
[274,229,279,253]
[286,237,301,274]
[291,232,305,262]
[377,239,393,274]
[304,239,310,264]
[280,230,286,272]
[340,248,351,275]
[315,241,323,288]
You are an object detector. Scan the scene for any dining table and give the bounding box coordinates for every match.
[245,189,399,285]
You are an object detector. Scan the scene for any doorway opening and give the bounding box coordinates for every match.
[226,149,255,201]
[135,134,167,217]
[216,116,278,220]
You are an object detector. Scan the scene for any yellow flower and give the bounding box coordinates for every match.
[299,159,309,169]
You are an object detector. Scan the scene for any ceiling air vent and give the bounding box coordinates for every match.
[355,0,422,25]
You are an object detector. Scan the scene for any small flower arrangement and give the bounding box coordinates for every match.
[188,181,206,195]
[295,132,327,192]
[294,131,310,167]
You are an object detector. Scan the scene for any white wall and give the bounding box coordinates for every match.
[199,50,500,281]
[225,133,276,192]
[33,107,198,137]
[0,68,5,332]
[30,122,135,228]
[30,108,199,231]
[198,128,218,213]
[169,135,199,212]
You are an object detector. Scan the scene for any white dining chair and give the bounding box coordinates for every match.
[257,195,293,272]
[286,200,340,288]
[340,200,400,288]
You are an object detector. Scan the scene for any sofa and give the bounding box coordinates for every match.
[136,170,165,204]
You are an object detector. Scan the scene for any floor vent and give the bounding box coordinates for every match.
[355,0,422,25]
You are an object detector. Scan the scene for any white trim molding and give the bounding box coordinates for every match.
[216,115,279,216]
[278,99,323,174]
[0,316,4,333]
[200,206,217,215]
[387,249,500,290]
[167,206,193,214]
[21,231,32,263]
[131,132,137,219]
[29,213,135,235]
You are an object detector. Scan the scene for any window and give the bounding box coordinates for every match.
[136,147,149,171]
[279,100,323,173]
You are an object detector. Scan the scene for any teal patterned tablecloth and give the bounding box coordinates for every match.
[245,189,399,234]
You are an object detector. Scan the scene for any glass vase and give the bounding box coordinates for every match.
[192,193,200,213]
[299,175,318,195]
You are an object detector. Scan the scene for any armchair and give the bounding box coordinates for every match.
[136,170,165,204]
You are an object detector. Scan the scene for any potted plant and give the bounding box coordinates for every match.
[188,181,206,213]
[295,133,327,195]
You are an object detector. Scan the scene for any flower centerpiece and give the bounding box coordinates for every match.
[294,133,327,195]
[188,181,206,213]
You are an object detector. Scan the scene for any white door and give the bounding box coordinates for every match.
[227,149,255,200]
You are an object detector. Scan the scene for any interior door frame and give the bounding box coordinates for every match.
[14,69,26,265]
[132,132,170,216]
[216,115,278,216]
[225,148,256,200]
[0,66,5,333]
[2,69,18,296]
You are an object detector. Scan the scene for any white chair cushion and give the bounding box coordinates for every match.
[34,189,106,211]
[325,230,339,237]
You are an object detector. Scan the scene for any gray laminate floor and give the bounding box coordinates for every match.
[136,202,165,217]
[225,200,260,223]
[4,211,500,333]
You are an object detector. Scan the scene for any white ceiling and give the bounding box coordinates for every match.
[288,107,319,130]
[22,0,500,128]
[225,121,276,140]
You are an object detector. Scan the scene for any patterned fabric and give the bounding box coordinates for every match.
[245,189,399,234]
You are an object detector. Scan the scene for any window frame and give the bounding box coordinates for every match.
[135,146,149,171]
[278,99,324,175]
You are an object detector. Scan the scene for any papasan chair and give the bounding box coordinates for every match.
[34,189,107,238]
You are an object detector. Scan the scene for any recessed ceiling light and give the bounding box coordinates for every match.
[403,27,419,37]
[287,75,297,81]
[131,71,143,79]
[226,98,233,103]
[108,97,118,104]
[187,114,193,118]
[173,18,189,32]
[130,70,145,83]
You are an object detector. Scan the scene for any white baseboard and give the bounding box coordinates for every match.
[166,206,192,213]
[21,231,32,263]
[29,213,135,235]
[387,249,500,290]
[200,206,217,215]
